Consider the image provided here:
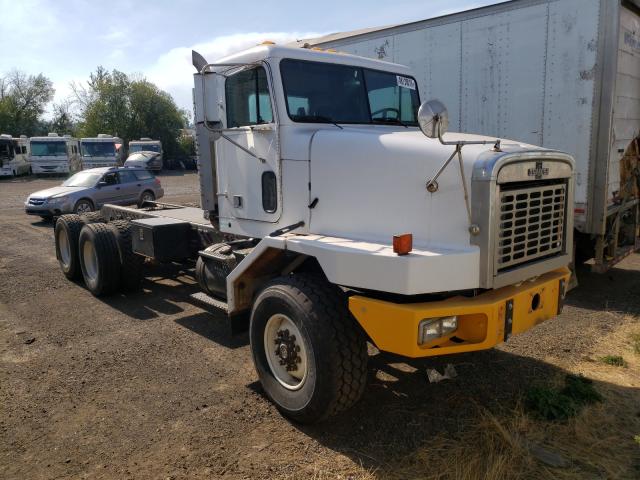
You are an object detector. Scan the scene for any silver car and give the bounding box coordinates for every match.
[25,167,164,219]
[123,151,163,171]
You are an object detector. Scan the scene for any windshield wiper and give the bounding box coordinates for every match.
[294,115,343,130]
[372,117,408,128]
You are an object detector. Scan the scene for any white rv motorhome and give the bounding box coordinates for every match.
[0,134,31,177]
[80,134,123,168]
[29,133,81,175]
[128,138,163,171]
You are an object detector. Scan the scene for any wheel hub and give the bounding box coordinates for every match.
[263,314,308,390]
[274,329,301,372]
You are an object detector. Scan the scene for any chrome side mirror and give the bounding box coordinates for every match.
[418,99,449,139]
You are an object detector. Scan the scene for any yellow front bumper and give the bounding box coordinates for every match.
[349,267,570,358]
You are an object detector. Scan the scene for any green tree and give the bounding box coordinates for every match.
[0,70,54,136]
[49,100,77,136]
[75,67,186,166]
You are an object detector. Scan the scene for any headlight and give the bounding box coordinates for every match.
[48,196,68,205]
[418,316,458,345]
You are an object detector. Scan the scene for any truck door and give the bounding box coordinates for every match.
[217,65,280,222]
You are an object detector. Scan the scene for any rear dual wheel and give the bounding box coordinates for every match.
[78,223,121,296]
[55,214,84,279]
[54,212,109,280]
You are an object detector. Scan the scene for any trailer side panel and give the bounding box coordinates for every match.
[612,5,640,197]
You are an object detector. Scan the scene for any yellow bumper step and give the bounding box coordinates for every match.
[349,268,570,358]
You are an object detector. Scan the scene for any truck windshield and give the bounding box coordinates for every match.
[62,171,103,187]
[30,141,67,156]
[129,144,160,153]
[81,142,116,157]
[280,59,420,126]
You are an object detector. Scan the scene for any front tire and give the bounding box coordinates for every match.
[250,274,368,423]
[74,199,94,214]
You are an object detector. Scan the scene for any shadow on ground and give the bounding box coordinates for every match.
[100,262,200,320]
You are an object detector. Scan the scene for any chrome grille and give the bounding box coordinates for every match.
[28,198,45,205]
[496,182,566,270]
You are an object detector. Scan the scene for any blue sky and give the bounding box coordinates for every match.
[0,0,502,116]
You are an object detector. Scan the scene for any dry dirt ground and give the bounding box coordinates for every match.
[0,172,639,479]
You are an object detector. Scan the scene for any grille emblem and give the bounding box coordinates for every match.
[528,161,549,180]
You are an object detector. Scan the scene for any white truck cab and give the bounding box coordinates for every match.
[29,133,81,175]
[80,134,123,168]
[54,43,575,423]
[0,134,30,177]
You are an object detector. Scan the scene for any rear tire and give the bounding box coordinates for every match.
[54,214,84,280]
[138,190,155,207]
[78,223,121,296]
[108,220,144,292]
[249,274,368,423]
[79,211,106,224]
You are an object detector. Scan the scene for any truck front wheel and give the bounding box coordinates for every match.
[249,274,368,423]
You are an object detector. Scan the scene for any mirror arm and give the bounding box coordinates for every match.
[426,146,460,193]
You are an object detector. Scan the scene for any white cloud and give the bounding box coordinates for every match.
[145,31,322,112]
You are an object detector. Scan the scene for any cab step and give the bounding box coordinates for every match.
[189,291,249,335]
[190,291,228,313]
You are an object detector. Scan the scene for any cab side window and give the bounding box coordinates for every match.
[225,67,273,127]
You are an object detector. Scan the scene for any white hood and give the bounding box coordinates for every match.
[308,127,545,249]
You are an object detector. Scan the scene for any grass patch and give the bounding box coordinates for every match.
[631,333,640,354]
[525,374,602,421]
[598,355,626,367]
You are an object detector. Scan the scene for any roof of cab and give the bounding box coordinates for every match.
[209,44,414,75]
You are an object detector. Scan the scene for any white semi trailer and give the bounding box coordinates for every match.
[53,44,573,423]
[80,134,123,168]
[301,0,640,272]
[29,133,81,175]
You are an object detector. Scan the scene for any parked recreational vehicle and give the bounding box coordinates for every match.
[29,133,81,175]
[301,0,640,271]
[80,134,123,168]
[0,134,30,177]
[128,138,163,171]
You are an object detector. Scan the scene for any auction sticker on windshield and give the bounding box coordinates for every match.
[396,75,416,90]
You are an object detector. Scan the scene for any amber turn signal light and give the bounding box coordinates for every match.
[393,233,413,255]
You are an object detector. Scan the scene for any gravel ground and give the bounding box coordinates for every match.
[0,172,639,479]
